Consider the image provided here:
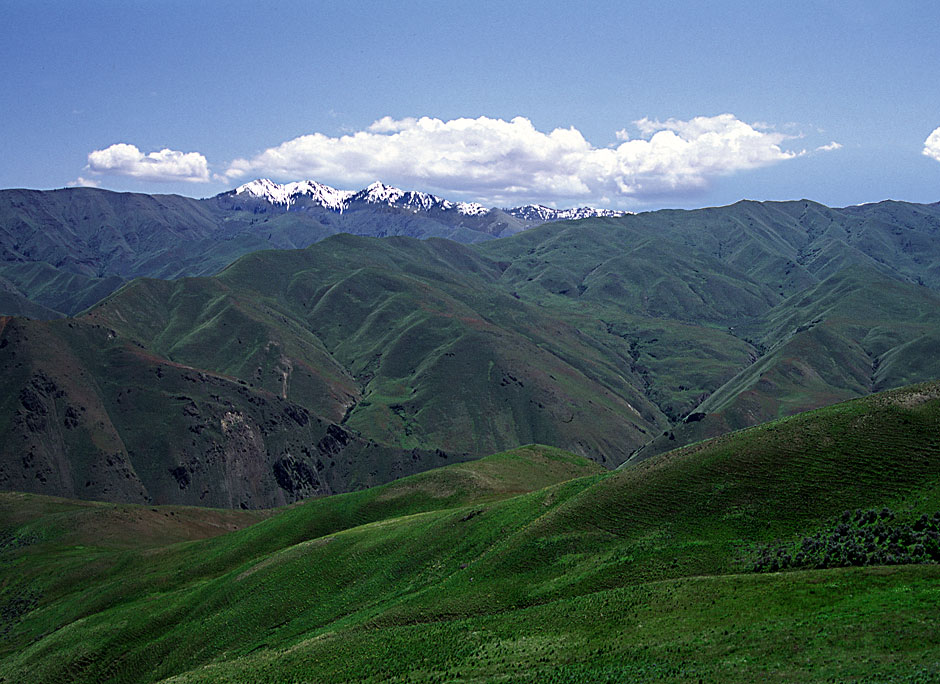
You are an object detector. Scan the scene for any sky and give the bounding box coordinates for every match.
[2,0,939,211]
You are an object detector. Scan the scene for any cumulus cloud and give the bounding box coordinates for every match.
[815,141,842,152]
[87,143,210,182]
[924,127,940,163]
[68,176,100,188]
[224,114,809,203]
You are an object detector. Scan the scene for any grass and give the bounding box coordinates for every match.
[2,384,939,682]
[163,566,940,684]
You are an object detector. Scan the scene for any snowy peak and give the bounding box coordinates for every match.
[508,204,630,222]
[285,180,353,211]
[234,178,352,211]
[456,201,489,216]
[353,182,459,214]
[234,178,288,204]
[356,181,406,206]
[225,179,629,223]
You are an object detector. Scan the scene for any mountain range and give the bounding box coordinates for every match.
[3,180,940,680]
[0,181,627,318]
[1,182,939,508]
[225,178,630,224]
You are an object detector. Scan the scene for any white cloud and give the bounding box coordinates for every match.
[224,114,810,204]
[924,127,940,163]
[68,176,100,188]
[87,143,210,182]
[815,141,842,152]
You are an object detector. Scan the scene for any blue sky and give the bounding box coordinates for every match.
[2,0,939,210]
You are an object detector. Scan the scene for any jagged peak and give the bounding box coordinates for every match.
[233,178,352,210]
[358,181,405,204]
[226,179,629,221]
[456,201,489,216]
[508,203,631,221]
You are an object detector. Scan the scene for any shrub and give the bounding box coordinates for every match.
[750,508,940,572]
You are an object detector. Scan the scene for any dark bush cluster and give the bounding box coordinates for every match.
[0,528,41,553]
[751,508,940,572]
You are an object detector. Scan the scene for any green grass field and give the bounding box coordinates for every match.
[2,384,939,682]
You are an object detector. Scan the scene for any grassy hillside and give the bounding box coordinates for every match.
[0,262,126,316]
[1,385,938,682]
[5,204,940,503]
[474,203,940,457]
[82,236,668,463]
[631,267,940,460]
[0,186,514,317]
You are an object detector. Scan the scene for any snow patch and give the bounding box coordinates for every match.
[456,201,489,216]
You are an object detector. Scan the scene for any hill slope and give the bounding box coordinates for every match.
[3,193,940,503]
[477,201,940,455]
[83,237,666,460]
[0,314,473,508]
[1,385,938,682]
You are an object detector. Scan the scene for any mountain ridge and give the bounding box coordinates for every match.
[2,190,940,507]
[227,177,632,221]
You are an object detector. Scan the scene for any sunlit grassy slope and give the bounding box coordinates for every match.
[2,384,939,683]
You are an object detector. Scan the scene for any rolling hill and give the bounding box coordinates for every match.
[0,313,475,509]
[477,199,940,457]
[1,385,938,682]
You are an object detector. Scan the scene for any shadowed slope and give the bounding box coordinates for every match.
[0,315,472,508]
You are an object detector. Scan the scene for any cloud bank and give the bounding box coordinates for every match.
[87,143,210,182]
[925,127,940,163]
[224,114,805,203]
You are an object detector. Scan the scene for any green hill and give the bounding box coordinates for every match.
[75,237,667,470]
[476,203,940,458]
[630,267,940,461]
[3,193,940,504]
[1,385,938,682]
[0,186,526,318]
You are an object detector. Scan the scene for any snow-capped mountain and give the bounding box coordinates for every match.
[351,182,458,214]
[234,179,353,212]
[507,204,630,222]
[231,179,475,215]
[226,179,631,222]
